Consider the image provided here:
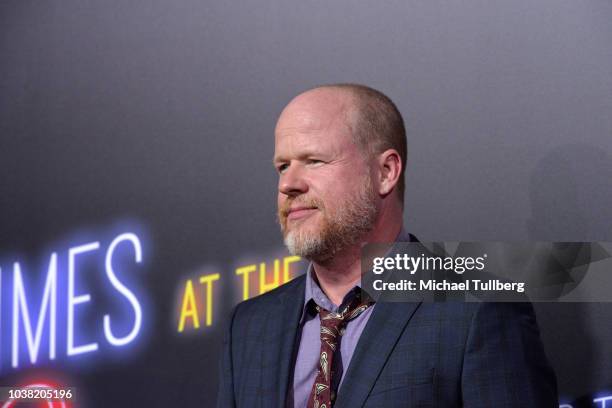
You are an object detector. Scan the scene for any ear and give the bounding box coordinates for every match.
[376,149,402,197]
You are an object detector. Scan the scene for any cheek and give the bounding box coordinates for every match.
[277,193,286,208]
[326,183,359,203]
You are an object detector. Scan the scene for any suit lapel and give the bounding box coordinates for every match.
[259,275,306,408]
[334,300,422,408]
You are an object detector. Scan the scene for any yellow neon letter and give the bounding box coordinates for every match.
[199,273,220,326]
[178,279,199,332]
[236,264,256,300]
[259,259,281,294]
[283,256,301,283]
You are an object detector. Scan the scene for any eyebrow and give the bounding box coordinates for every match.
[272,150,325,166]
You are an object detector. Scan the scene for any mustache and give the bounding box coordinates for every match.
[278,197,324,220]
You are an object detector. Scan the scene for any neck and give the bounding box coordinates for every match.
[312,204,403,305]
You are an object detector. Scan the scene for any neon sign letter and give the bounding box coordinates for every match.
[103,233,143,346]
[12,253,58,368]
[67,242,100,356]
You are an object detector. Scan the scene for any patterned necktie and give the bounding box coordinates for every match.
[306,290,374,408]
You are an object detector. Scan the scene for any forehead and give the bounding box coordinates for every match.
[274,89,357,158]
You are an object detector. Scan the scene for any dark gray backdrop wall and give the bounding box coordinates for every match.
[1,0,611,407]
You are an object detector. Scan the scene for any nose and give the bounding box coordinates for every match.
[278,163,308,197]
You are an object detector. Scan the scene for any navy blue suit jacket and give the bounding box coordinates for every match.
[217,273,558,407]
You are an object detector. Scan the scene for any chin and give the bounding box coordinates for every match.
[287,217,322,234]
[283,227,326,257]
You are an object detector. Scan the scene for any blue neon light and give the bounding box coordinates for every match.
[1,229,146,373]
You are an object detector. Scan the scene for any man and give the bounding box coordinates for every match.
[217,84,558,407]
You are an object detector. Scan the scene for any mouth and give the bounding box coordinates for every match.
[286,206,318,221]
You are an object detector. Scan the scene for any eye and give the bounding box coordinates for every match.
[307,159,324,166]
[277,163,289,174]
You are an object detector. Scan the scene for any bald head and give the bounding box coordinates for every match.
[276,87,352,140]
[277,84,407,204]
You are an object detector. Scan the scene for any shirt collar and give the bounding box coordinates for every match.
[299,226,412,323]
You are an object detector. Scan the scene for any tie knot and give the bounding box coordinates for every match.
[315,292,373,335]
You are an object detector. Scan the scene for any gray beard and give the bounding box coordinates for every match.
[283,182,378,262]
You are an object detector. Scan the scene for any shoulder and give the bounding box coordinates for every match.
[420,300,537,320]
[464,301,543,343]
[231,273,306,320]
[468,301,538,326]
[445,301,540,334]
[409,301,540,344]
